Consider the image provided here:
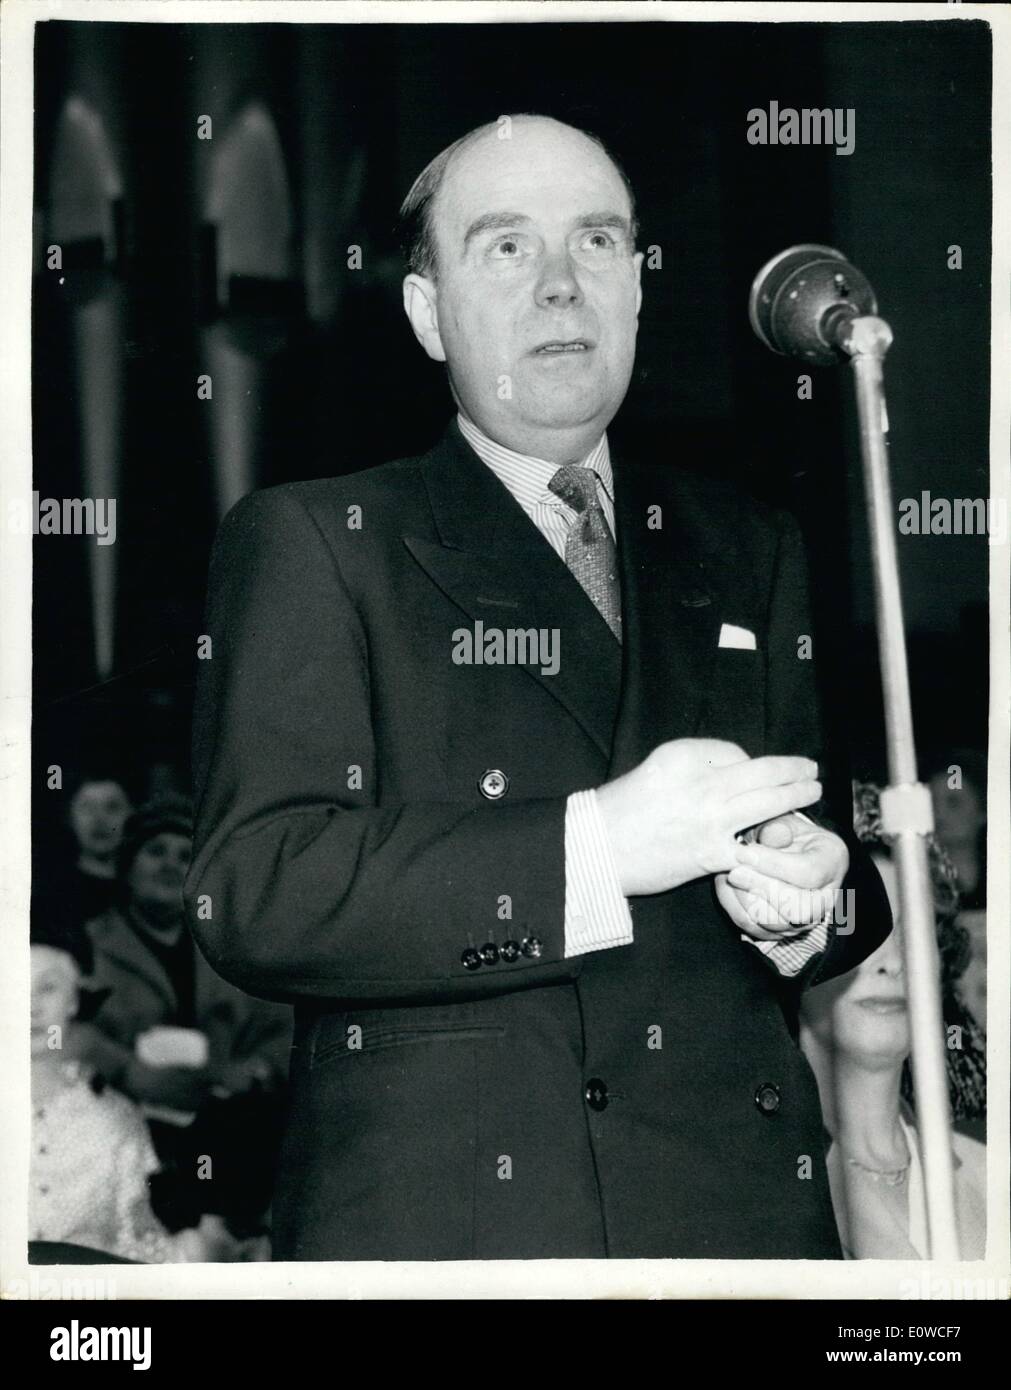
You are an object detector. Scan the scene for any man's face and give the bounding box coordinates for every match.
[405,118,643,458]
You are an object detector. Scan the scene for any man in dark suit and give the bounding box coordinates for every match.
[185,115,891,1260]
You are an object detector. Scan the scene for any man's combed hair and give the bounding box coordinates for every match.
[397,115,639,279]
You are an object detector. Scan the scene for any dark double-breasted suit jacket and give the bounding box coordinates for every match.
[186,420,891,1260]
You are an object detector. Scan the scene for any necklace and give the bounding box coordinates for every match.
[846,1155,910,1185]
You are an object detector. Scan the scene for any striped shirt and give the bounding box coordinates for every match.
[457,412,616,562]
[458,412,827,975]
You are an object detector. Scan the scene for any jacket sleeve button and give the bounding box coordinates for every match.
[500,940,521,962]
[521,936,543,958]
[479,942,499,966]
[461,948,482,971]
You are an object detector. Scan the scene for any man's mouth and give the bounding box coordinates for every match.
[532,339,593,355]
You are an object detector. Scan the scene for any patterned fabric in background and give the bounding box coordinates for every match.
[31,1060,174,1261]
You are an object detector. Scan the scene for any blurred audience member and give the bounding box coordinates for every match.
[68,795,293,1241]
[31,769,135,945]
[72,795,291,1102]
[799,785,986,1260]
[30,918,206,1262]
[850,782,986,1122]
[927,748,987,1034]
[955,908,986,1038]
[928,747,987,910]
[68,774,135,919]
[928,750,990,1034]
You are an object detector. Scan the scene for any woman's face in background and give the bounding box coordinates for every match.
[69,780,132,858]
[127,832,191,914]
[30,945,80,1055]
[801,854,910,1068]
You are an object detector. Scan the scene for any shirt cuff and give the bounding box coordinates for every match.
[563,789,634,958]
[747,918,831,977]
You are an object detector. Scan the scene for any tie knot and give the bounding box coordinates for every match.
[548,465,600,514]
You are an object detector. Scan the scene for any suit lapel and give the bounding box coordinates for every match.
[607,456,724,777]
[407,424,622,758]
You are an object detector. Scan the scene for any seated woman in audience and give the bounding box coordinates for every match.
[30,918,206,1262]
[70,795,291,1104]
[68,794,292,1243]
[799,784,986,1260]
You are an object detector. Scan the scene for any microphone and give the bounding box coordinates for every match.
[748,244,878,366]
[749,242,961,1259]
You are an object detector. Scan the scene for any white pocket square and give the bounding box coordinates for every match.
[718,623,756,651]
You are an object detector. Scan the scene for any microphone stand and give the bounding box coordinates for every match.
[837,314,961,1261]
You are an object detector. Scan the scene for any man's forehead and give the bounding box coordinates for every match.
[438,120,630,226]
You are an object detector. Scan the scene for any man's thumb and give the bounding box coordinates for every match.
[758,818,794,849]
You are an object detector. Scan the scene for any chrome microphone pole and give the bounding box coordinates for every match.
[750,246,960,1260]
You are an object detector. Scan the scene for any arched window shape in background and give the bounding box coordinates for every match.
[47,96,126,682]
[48,96,124,266]
[204,101,297,314]
[201,102,301,518]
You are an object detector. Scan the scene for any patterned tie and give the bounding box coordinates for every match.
[548,465,622,641]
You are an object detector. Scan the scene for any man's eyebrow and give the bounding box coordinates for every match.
[462,212,532,249]
[573,212,633,234]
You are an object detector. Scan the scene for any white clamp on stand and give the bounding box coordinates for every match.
[750,246,960,1260]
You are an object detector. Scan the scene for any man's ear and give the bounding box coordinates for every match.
[403,274,446,363]
[633,250,644,318]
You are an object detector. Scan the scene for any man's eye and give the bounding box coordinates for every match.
[489,236,524,259]
[580,230,617,252]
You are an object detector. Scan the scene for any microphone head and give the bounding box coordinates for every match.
[749,244,877,366]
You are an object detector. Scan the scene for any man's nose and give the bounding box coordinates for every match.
[534,249,584,309]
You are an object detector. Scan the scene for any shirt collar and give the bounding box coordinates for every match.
[456,413,613,511]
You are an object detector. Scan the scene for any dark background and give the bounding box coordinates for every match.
[31,17,991,821]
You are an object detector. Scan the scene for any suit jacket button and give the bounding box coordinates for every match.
[461,948,482,971]
[521,936,542,958]
[479,942,499,966]
[500,940,521,962]
[478,769,509,800]
[755,1082,781,1114]
[585,1078,608,1111]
